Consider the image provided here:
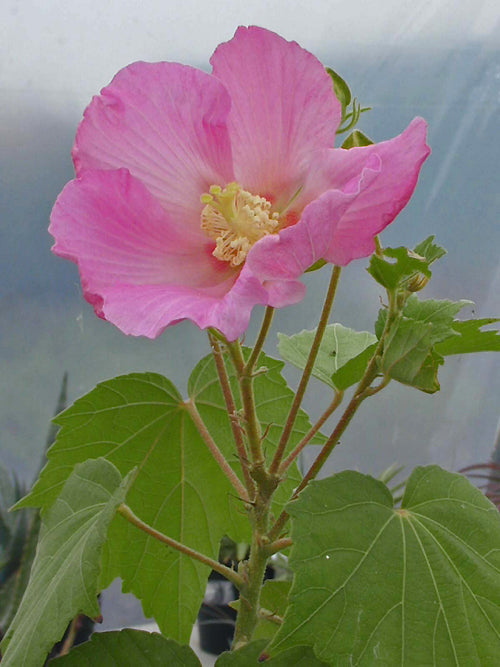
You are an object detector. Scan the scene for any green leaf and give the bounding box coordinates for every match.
[367,246,431,291]
[255,580,291,640]
[326,67,351,113]
[403,296,472,342]
[1,458,133,667]
[270,466,500,665]
[231,580,292,641]
[331,343,378,390]
[278,325,377,390]
[381,317,442,392]
[413,235,447,265]
[188,350,326,516]
[377,297,471,392]
[341,129,374,149]
[50,629,201,666]
[216,640,268,666]
[17,372,248,643]
[435,318,500,355]
[216,639,328,666]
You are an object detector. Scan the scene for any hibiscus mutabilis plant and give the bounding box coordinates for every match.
[2,26,500,666]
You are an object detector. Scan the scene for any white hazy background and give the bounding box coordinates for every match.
[1,0,499,481]
[2,0,498,105]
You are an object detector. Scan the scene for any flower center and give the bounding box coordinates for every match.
[200,183,279,267]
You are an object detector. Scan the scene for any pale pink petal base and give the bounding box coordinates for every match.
[50,169,233,290]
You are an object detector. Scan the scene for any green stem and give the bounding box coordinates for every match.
[227,339,265,468]
[208,332,255,498]
[269,299,398,541]
[279,389,344,474]
[245,306,274,374]
[258,608,283,626]
[117,504,244,589]
[232,511,271,649]
[295,285,399,493]
[59,615,80,656]
[269,265,342,474]
[184,399,249,502]
[266,537,293,554]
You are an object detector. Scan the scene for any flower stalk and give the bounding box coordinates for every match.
[183,398,249,502]
[269,285,400,541]
[208,331,255,498]
[269,265,342,474]
[245,306,275,374]
[279,389,344,474]
[117,503,244,589]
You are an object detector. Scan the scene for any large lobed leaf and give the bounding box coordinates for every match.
[1,458,133,667]
[17,352,320,642]
[17,372,248,643]
[50,629,201,666]
[270,466,500,665]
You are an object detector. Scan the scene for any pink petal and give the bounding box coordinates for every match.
[247,182,373,282]
[295,118,431,249]
[249,119,429,281]
[50,168,234,293]
[262,279,307,308]
[73,62,234,235]
[210,26,341,208]
[49,169,271,340]
[100,265,269,341]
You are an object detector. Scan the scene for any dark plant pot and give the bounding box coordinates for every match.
[198,571,238,655]
[198,568,274,655]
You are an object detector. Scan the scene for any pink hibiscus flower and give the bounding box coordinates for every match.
[49,26,430,341]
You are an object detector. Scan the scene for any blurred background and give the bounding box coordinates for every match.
[1,0,499,633]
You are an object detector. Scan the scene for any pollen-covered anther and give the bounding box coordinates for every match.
[201,183,279,267]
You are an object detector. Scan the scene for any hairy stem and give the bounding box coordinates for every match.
[269,265,342,474]
[279,389,344,474]
[226,340,265,468]
[117,504,244,589]
[245,306,274,373]
[184,398,249,502]
[208,332,255,497]
[232,529,270,650]
[269,298,398,541]
[259,608,283,626]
